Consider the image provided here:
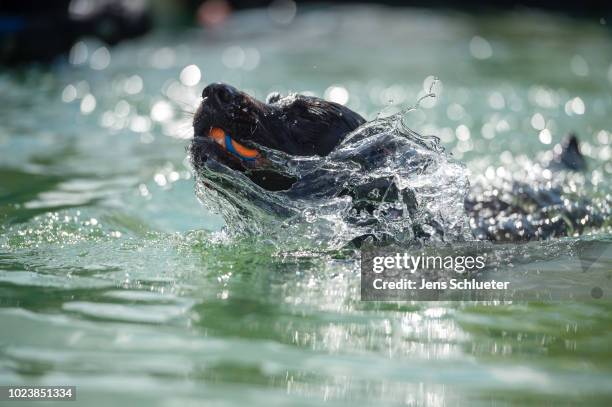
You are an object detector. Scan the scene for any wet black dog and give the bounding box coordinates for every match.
[191,83,602,242]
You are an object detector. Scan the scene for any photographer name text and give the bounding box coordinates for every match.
[370,253,510,291]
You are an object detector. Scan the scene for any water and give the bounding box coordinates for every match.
[1,5,612,406]
[193,102,472,248]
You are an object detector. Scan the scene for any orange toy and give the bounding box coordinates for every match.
[209,127,259,161]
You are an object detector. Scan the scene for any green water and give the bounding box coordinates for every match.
[1,6,612,406]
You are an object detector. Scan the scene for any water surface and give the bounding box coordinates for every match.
[1,6,612,406]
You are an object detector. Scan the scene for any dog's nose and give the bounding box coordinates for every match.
[202,83,239,105]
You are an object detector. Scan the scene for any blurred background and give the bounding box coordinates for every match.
[2,0,611,64]
[1,1,612,407]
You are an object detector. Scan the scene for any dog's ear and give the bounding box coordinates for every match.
[285,96,366,155]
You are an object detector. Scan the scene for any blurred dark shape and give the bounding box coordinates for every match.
[0,0,151,65]
[554,133,586,171]
[181,0,610,17]
[2,0,609,65]
[197,0,232,28]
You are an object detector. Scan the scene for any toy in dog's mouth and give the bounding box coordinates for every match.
[204,126,302,191]
[208,127,260,162]
[192,126,297,192]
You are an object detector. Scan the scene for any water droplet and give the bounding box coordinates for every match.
[538,128,552,144]
[469,36,492,60]
[62,85,77,103]
[125,75,143,94]
[90,47,110,70]
[242,48,261,71]
[530,113,545,130]
[325,86,349,105]
[456,125,471,141]
[69,41,88,65]
[180,64,201,87]
[80,94,96,114]
[570,55,589,77]
[151,101,174,122]
[130,116,151,133]
[488,92,505,109]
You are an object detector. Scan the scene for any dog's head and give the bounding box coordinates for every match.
[190,83,365,191]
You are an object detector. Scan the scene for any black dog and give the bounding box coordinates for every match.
[191,83,603,242]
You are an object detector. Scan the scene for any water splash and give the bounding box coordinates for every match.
[194,96,472,250]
